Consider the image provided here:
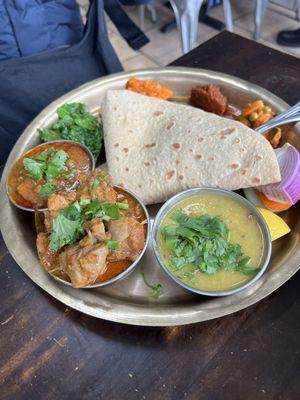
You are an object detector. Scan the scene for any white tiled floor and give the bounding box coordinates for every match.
[78,0,300,71]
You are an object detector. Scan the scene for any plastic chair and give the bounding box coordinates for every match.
[169,0,233,54]
[255,0,300,40]
[139,3,157,30]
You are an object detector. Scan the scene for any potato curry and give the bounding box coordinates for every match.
[36,168,147,288]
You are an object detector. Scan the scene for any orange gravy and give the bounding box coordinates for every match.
[7,141,92,209]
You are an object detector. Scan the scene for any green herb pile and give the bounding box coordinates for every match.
[23,148,73,198]
[39,103,103,160]
[161,209,259,276]
[49,199,128,251]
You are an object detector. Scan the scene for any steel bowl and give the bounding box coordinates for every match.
[6,140,95,212]
[47,186,150,289]
[152,187,272,297]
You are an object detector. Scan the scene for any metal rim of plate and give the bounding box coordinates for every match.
[0,67,299,326]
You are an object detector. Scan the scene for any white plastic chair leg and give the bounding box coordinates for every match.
[296,0,300,21]
[223,0,233,32]
[170,0,204,54]
[147,4,157,23]
[139,4,157,29]
[254,0,269,40]
[139,5,145,30]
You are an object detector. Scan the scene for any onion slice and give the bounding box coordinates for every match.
[259,143,300,205]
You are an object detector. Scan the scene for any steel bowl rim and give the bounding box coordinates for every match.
[6,139,95,213]
[152,187,272,297]
[51,185,151,289]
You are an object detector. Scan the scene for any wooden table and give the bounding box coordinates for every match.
[0,32,299,400]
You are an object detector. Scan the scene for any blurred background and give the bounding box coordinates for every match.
[77,0,300,70]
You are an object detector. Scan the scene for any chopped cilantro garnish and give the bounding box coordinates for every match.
[141,269,163,301]
[23,148,71,199]
[39,102,103,159]
[149,284,163,300]
[60,201,82,220]
[23,158,44,181]
[49,199,123,251]
[161,209,259,276]
[116,202,129,210]
[91,175,105,194]
[40,181,56,198]
[79,198,91,206]
[83,199,120,221]
[35,148,56,161]
[105,240,120,250]
[45,150,68,178]
[50,213,84,251]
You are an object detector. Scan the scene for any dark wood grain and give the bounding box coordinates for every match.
[171,31,300,106]
[0,32,299,400]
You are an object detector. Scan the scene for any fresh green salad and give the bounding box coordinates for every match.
[160,209,258,276]
[39,103,103,160]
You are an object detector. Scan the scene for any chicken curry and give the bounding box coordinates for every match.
[36,168,147,288]
[7,141,92,210]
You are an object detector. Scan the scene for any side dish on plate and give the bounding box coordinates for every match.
[39,102,103,160]
[36,168,148,288]
[124,77,300,212]
[7,140,94,211]
[102,89,280,205]
[153,188,271,296]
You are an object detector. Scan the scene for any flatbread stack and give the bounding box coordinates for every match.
[102,90,281,205]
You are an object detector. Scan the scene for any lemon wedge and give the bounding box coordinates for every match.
[257,207,291,241]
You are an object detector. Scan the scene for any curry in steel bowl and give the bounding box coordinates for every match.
[153,188,271,296]
[35,168,149,288]
[6,140,94,211]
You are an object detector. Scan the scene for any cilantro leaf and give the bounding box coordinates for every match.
[49,201,84,250]
[84,200,120,221]
[35,148,56,161]
[40,181,56,198]
[149,284,163,300]
[116,202,129,210]
[23,158,44,181]
[140,268,163,301]
[49,214,84,251]
[23,148,71,199]
[237,257,260,275]
[79,198,91,206]
[61,201,82,220]
[105,240,120,250]
[91,175,105,194]
[39,102,103,159]
[45,150,68,179]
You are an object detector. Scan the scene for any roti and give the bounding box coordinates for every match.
[102,90,281,205]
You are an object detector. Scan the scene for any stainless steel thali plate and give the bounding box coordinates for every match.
[0,67,299,326]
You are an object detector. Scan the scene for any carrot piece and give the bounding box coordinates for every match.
[241,100,264,117]
[126,77,173,100]
[259,192,292,212]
